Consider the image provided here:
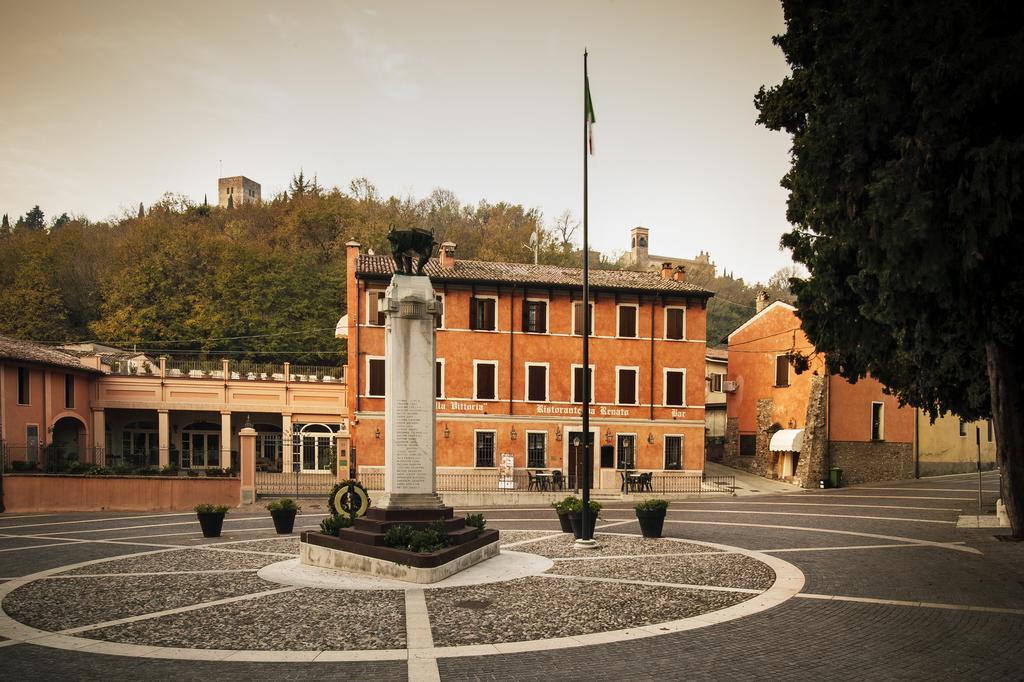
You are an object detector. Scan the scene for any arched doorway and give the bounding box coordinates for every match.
[294,423,337,473]
[50,416,85,463]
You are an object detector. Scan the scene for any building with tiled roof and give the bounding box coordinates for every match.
[346,240,713,488]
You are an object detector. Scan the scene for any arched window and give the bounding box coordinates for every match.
[638,237,647,247]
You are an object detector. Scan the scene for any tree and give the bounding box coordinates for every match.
[51,213,71,230]
[19,205,45,231]
[756,1,1024,535]
[138,202,145,219]
[766,265,803,304]
[0,214,9,237]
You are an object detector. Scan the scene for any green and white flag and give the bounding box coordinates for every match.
[585,75,596,155]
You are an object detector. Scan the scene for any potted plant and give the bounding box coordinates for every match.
[566,498,601,540]
[635,498,669,538]
[266,498,301,534]
[195,504,229,537]
[552,496,578,533]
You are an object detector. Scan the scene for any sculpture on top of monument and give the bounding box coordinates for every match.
[387,225,436,275]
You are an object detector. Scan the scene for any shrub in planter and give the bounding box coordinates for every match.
[86,465,111,476]
[634,498,669,538]
[566,499,601,540]
[319,514,353,536]
[194,503,229,538]
[384,523,415,549]
[552,496,579,533]
[465,513,486,531]
[160,465,180,476]
[408,522,448,553]
[67,461,91,475]
[266,498,301,534]
[112,463,135,476]
[11,461,39,473]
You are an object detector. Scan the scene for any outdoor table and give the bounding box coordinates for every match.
[534,471,553,491]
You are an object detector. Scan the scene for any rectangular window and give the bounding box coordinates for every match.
[435,360,445,399]
[64,374,74,409]
[367,290,385,326]
[617,305,637,338]
[367,358,385,397]
[665,307,685,340]
[475,431,496,467]
[664,369,685,407]
[617,434,637,470]
[18,367,29,405]
[988,420,993,442]
[470,297,496,331]
[871,402,885,441]
[572,365,594,404]
[775,355,790,387]
[475,361,497,400]
[527,432,546,468]
[709,373,724,393]
[740,434,756,456]
[665,435,683,470]
[959,419,967,437]
[617,367,638,405]
[572,301,594,336]
[526,364,548,402]
[523,300,547,333]
[435,293,445,329]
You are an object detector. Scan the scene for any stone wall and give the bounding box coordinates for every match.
[795,374,829,489]
[753,398,776,478]
[829,441,914,485]
[723,416,742,468]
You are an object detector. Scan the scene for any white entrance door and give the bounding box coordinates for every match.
[182,431,221,469]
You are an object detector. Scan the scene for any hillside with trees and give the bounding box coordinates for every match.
[0,174,795,361]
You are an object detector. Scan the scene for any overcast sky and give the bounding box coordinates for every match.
[0,0,794,282]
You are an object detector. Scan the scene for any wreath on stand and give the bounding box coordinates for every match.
[320,479,371,536]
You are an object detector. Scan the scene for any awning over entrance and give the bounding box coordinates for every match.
[769,428,804,452]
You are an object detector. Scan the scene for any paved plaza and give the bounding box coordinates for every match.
[1,470,1021,680]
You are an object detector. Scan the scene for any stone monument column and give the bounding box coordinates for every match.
[375,274,445,510]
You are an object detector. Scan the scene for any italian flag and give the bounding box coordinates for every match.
[585,75,596,155]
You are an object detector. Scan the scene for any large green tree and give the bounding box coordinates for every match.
[756,1,1024,535]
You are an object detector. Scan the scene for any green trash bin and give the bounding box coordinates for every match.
[829,467,843,489]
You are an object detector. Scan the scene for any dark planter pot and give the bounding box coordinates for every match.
[635,509,666,538]
[556,512,574,533]
[567,512,598,540]
[197,512,225,538]
[271,509,298,534]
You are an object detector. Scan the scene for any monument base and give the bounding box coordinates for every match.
[300,530,500,584]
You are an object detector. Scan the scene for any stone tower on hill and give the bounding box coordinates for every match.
[218,176,261,208]
[620,226,716,278]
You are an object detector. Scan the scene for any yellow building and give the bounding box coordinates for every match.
[916,411,997,476]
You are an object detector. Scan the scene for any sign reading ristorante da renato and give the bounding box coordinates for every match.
[433,400,687,419]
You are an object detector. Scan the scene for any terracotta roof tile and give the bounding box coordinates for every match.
[356,255,713,296]
[0,335,103,373]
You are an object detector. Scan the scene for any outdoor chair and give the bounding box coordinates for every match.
[620,471,630,492]
[640,472,653,492]
[527,471,538,491]
[551,470,564,491]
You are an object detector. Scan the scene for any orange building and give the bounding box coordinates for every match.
[723,299,914,487]
[344,241,714,490]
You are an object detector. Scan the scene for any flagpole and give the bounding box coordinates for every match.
[580,49,594,545]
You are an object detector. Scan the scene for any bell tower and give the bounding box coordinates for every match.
[630,226,650,267]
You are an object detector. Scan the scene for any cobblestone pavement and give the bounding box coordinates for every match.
[1,470,1021,680]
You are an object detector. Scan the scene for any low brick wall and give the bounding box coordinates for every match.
[1,474,240,512]
[829,441,914,485]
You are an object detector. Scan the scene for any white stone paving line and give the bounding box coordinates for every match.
[0,512,200,531]
[0,532,804,663]
[499,533,565,549]
[852,487,996,493]
[672,501,964,511]
[405,589,441,682]
[650,509,956,525]
[759,542,964,554]
[797,494,972,500]
[552,550,734,562]
[794,593,1024,616]
[661,520,982,554]
[15,516,325,538]
[594,519,636,530]
[538,572,764,595]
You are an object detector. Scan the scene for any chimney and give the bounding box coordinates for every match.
[660,262,673,280]
[346,240,361,271]
[672,265,686,282]
[440,241,457,269]
[755,290,770,313]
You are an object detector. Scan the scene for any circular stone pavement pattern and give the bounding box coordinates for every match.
[0,531,804,663]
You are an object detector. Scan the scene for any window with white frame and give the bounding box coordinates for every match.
[617,304,638,338]
[572,364,595,403]
[665,306,685,340]
[474,361,498,401]
[959,419,967,437]
[475,431,496,467]
[572,301,594,336]
[522,299,548,333]
[435,359,445,399]
[470,296,497,331]
[871,402,885,441]
[367,290,386,326]
[664,368,686,407]
[616,366,638,405]
[526,363,548,402]
[709,372,724,393]
[367,357,385,397]
[665,435,683,470]
[527,432,546,468]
